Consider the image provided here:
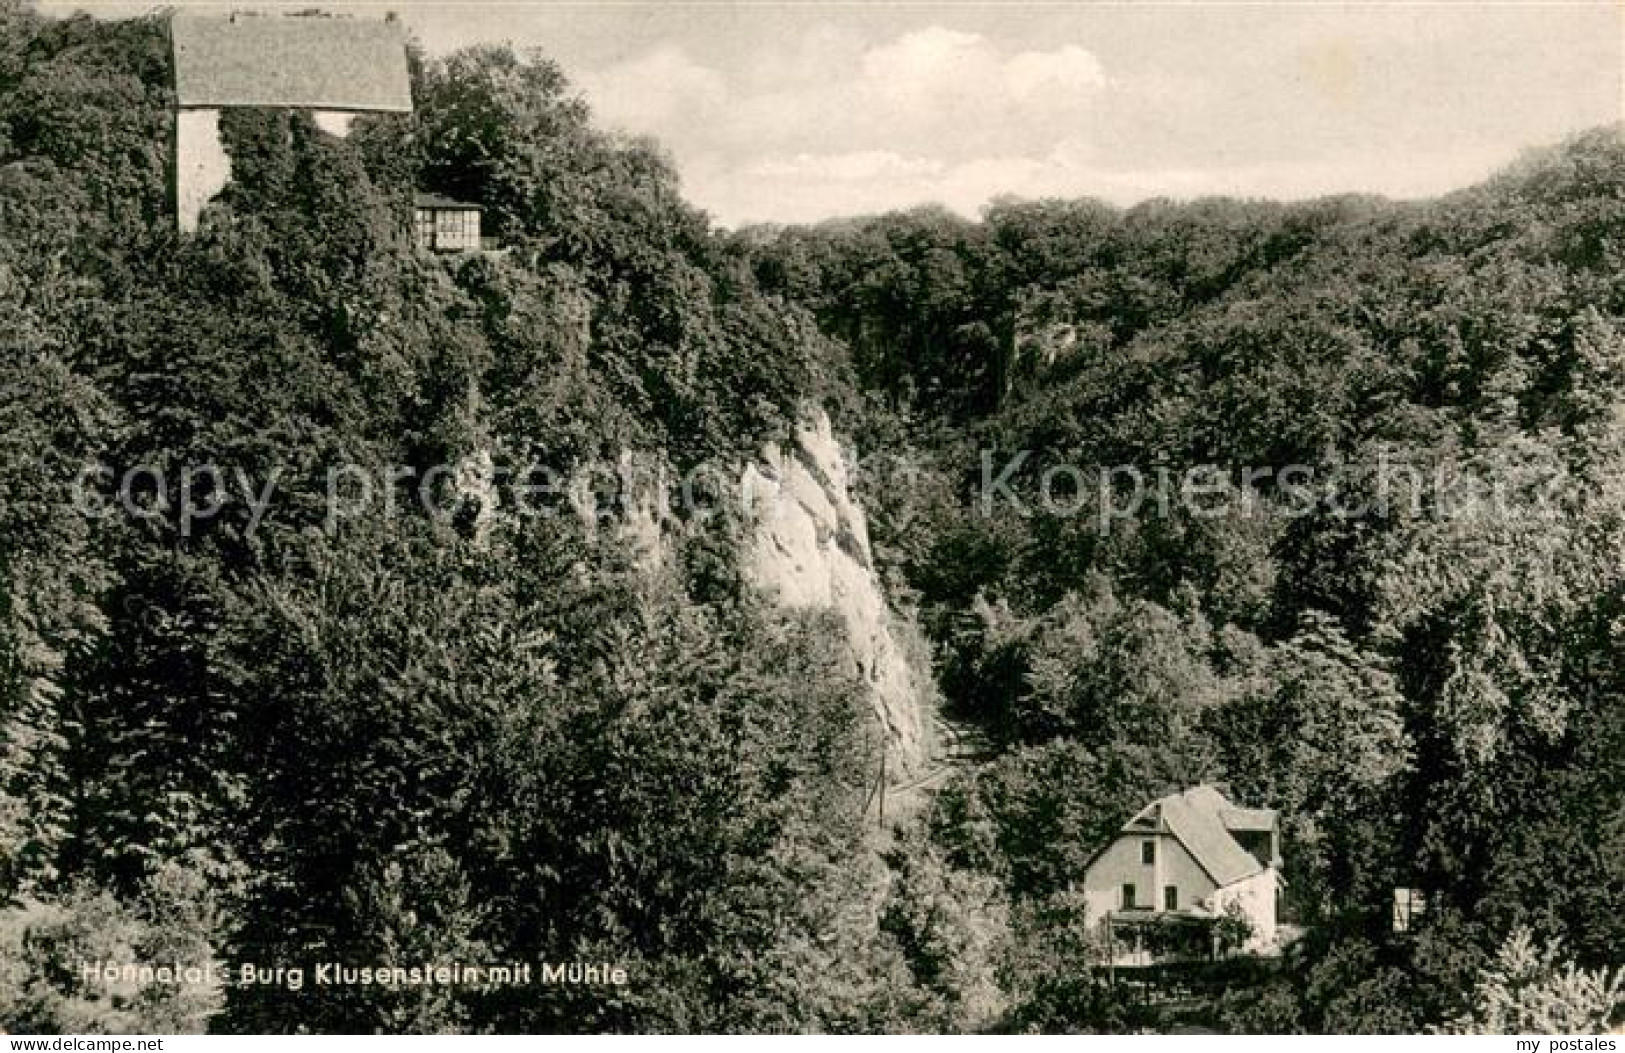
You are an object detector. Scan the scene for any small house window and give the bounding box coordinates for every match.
[1393,888,1428,933]
[1122,883,1136,909]
[1141,840,1155,866]
[1164,885,1178,910]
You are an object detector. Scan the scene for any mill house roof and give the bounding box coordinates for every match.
[1119,785,1277,887]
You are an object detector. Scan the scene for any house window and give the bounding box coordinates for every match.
[1164,885,1178,910]
[1141,839,1155,866]
[1393,888,1428,933]
[1122,883,1136,909]
[415,207,485,252]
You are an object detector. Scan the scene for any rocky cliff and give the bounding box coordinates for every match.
[740,412,932,777]
[549,410,934,777]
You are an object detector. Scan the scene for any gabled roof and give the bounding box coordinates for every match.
[171,13,413,112]
[414,192,482,211]
[1123,785,1275,888]
[1219,805,1277,832]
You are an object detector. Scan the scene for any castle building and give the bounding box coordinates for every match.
[169,12,413,232]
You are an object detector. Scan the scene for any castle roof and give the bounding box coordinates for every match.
[414,192,482,211]
[171,13,412,113]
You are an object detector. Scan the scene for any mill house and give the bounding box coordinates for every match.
[1080,785,1282,965]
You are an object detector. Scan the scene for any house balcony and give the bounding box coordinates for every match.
[1100,909,1221,967]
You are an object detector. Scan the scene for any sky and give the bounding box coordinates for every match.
[42,1,1625,226]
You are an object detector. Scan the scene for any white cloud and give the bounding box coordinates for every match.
[1004,45,1110,102]
[577,26,1114,163]
[850,28,1112,155]
[856,29,1109,113]
[576,45,728,132]
[688,139,1526,227]
[747,151,946,183]
[573,31,1173,224]
[565,17,1579,227]
[858,27,993,109]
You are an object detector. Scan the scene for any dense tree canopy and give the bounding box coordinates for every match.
[0,1,1620,1032]
[742,123,1625,1029]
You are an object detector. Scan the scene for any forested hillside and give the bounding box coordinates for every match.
[0,5,903,1033]
[0,2,1620,1034]
[739,128,1625,1030]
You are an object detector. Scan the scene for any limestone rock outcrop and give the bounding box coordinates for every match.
[740,412,930,775]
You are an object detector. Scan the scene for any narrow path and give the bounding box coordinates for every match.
[867,710,994,829]
[846,710,996,947]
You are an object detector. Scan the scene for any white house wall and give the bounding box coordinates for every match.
[1081,833,1219,921]
[312,111,357,138]
[175,108,366,233]
[1210,867,1279,951]
[175,107,231,233]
